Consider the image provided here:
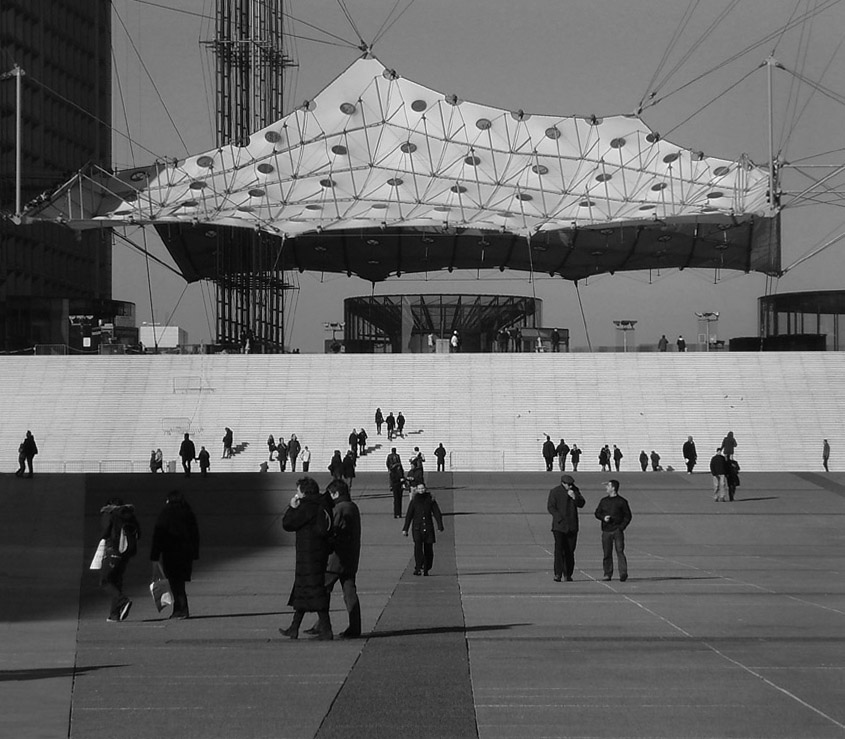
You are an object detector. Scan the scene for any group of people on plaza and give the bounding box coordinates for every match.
[657,334,687,352]
[547,473,633,583]
[374,407,406,440]
[542,430,748,483]
[267,433,310,472]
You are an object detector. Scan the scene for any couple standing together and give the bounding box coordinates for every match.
[547,474,632,582]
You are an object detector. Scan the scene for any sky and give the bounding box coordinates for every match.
[109,0,845,351]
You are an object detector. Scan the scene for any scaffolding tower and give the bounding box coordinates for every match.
[203,0,295,352]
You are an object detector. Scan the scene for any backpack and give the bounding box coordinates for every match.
[117,509,140,557]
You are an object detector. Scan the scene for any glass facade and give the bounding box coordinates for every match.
[759,291,845,350]
[0,0,113,351]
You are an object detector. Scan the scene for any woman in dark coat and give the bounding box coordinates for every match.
[279,477,334,639]
[402,486,444,576]
[328,450,344,480]
[150,489,199,619]
[341,450,357,491]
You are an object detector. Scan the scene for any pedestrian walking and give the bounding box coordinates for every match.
[542,435,556,471]
[179,433,196,476]
[288,435,301,471]
[150,489,199,619]
[710,448,728,502]
[99,497,141,622]
[594,479,632,582]
[683,436,697,474]
[198,446,210,476]
[547,474,585,582]
[304,479,361,639]
[402,485,444,576]
[570,444,581,471]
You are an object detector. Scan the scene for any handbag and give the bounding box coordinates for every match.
[149,564,173,612]
[89,539,106,570]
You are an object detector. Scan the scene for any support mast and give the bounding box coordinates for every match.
[204,1,295,353]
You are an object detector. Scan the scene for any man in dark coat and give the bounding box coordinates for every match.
[683,436,698,474]
[613,445,623,472]
[287,435,301,471]
[388,458,406,519]
[357,428,367,456]
[280,477,334,640]
[555,439,570,472]
[402,485,444,576]
[179,433,196,476]
[639,450,648,472]
[594,479,633,582]
[305,480,361,638]
[547,474,586,582]
[150,489,199,619]
[348,428,359,455]
[375,408,384,435]
[385,412,396,440]
[434,443,447,472]
[396,412,406,438]
[276,437,288,471]
[542,435,556,471]
[100,497,141,621]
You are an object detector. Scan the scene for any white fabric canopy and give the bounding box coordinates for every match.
[25,55,772,237]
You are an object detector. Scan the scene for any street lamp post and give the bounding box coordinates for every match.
[695,312,720,351]
[613,320,637,353]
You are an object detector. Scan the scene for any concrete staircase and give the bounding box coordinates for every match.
[0,353,841,473]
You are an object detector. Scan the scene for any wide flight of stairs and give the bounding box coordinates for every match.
[0,352,841,473]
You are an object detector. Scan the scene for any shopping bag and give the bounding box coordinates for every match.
[89,539,106,570]
[149,577,173,612]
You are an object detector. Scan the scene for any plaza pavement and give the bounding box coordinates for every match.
[1,468,844,738]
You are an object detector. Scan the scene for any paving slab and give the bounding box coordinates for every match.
[1,470,844,738]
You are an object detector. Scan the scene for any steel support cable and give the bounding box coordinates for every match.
[782,159,845,208]
[164,282,191,327]
[24,75,163,162]
[647,0,741,105]
[113,4,190,156]
[141,228,159,350]
[372,0,418,48]
[780,29,845,157]
[130,0,358,48]
[785,146,845,164]
[777,3,813,154]
[336,0,366,48]
[639,0,700,111]
[114,230,184,277]
[112,46,137,168]
[574,281,592,353]
[661,66,759,138]
[782,226,845,273]
[777,64,845,108]
[641,0,843,111]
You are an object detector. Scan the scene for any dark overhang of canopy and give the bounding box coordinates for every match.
[157,213,780,284]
